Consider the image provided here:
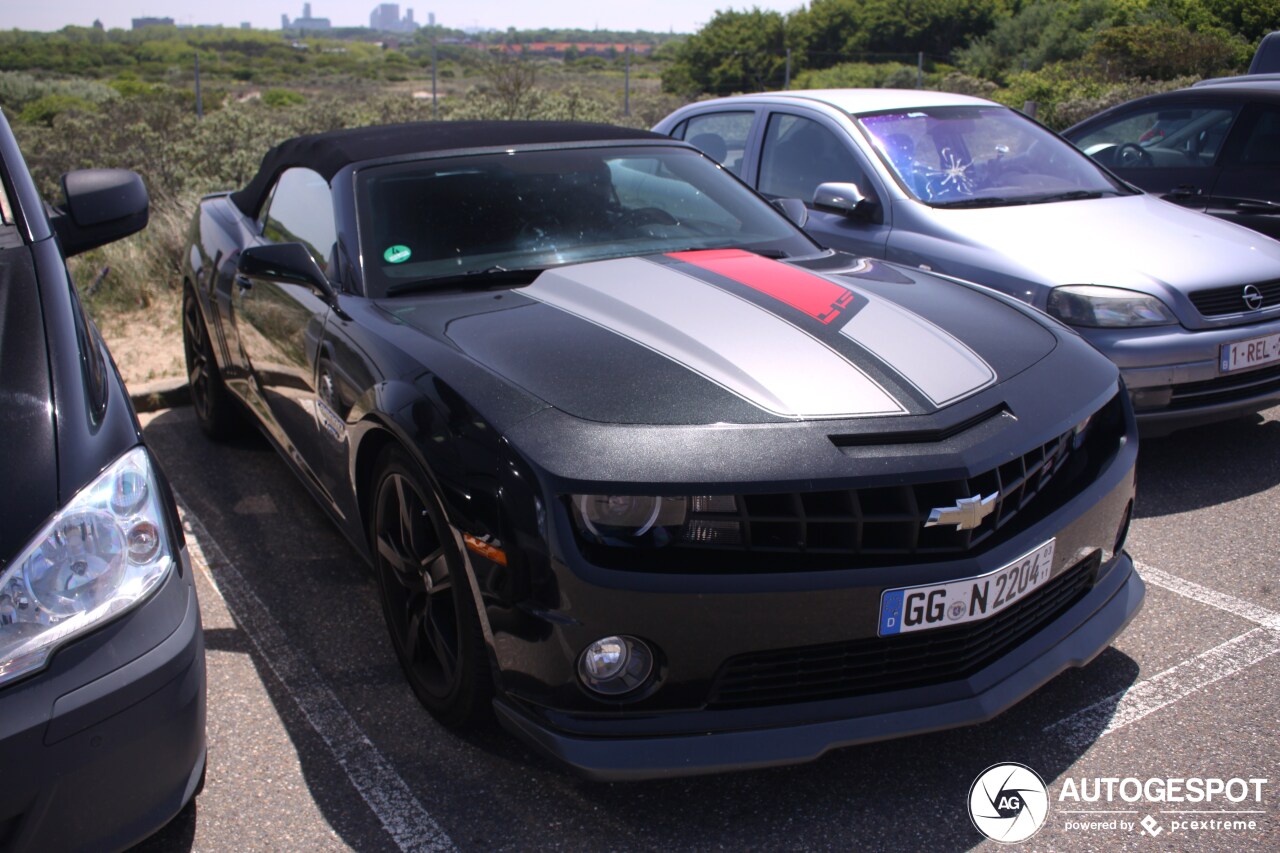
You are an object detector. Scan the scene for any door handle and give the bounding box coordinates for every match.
[1169,184,1202,199]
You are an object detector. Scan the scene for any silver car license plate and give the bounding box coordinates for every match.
[1220,332,1280,374]
[878,539,1056,636]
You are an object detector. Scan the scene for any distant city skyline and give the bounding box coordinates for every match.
[8,1,801,34]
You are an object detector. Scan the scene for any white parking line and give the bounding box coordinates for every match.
[177,494,457,853]
[1045,561,1280,750]
[1136,562,1280,630]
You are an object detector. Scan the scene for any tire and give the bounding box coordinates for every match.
[182,285,242,440]
[369,446,491,727]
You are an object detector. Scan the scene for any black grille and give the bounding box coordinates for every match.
[1189,280,1280,316]
[576,394,1127,573]
[1169,362,1280,410]
[707,552,1101,709]
[679,431,1075,559]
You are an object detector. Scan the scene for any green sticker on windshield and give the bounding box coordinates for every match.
[384,244,412,264]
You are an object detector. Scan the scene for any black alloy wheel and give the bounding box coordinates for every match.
[182,285,240,440]
[370,446,489,726]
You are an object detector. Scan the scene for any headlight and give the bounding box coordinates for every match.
[0,447,175,687]
[1046,285,1177,328]
[570,494,743,547]
[572,495,688,543]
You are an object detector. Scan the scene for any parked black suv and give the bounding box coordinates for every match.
[0,108,206,850]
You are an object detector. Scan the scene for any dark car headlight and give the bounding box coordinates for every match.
[0,447,176,687]
[571,494,742,547]
[1047,285,1177,328]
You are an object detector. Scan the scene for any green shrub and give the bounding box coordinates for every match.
[19,93,98,126]
[1051,76,1199,129]
[1086,24,1245,80]
[0,70,118,112]
[262,88,307,107]
[793,62,917,89]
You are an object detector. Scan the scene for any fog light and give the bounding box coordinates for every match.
[1129,387,1172,412]
[578,635,654,696]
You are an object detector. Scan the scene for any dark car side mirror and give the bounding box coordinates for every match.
[812,182,877,219]
[238,242,335,302]
[771,197,809,229]
[50,169,149,256]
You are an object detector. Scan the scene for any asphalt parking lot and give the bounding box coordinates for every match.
[131,404,1280,852]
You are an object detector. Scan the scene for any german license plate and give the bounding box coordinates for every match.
[878,539,1056,636]
[1220,333,1280,374]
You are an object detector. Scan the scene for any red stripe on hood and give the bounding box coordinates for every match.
[667,249,856,325]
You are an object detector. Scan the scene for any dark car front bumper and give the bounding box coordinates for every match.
[485,405,1139,780]
[495,554,1142,781]
[0,548,206,851]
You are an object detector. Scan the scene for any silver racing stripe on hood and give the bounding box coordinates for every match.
[521,258,906,419]
[837,294,996,407]
[658,249,995,408]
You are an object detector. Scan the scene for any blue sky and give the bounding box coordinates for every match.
[8,1,801,34]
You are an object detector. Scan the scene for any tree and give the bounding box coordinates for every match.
[662,9,790,96]
[953,0,1120,81]
[791,0,1002,68]
[1088,23,1243,78]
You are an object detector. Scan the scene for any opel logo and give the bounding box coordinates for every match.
[1243,284,1264,311]
[925,492,999,531]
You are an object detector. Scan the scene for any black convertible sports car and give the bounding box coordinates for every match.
[182,121,1142,779]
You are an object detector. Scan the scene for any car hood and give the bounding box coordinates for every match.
[393,250,1060,426]
[910,193,1280,293]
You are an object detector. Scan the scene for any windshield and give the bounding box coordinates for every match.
[856,106,1124,207]
[357,145,818,297]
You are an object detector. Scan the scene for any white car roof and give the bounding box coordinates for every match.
[695,89,1000,115]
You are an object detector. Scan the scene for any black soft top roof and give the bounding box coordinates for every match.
[229,120,668,216]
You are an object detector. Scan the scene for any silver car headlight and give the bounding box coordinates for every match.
[1047,285,1177,328]
[0,446,176,687]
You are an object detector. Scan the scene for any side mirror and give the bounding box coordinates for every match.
[771,197,809,229]
[51,169,149,256]
[812,182,873,218]
[238,243,335,301]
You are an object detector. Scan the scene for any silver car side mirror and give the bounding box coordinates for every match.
[812,182,869,217]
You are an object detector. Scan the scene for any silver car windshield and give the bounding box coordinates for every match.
[357,145,818,297]
[857,106,1124,207]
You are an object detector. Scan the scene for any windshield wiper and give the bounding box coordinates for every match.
[385,266,543,296]
[1218,197,1280,213]
[933,189,1117,209]
[931,196,1024,209]
[1028,189,1113,203]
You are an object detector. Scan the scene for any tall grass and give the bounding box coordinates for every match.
[10,67,677,336]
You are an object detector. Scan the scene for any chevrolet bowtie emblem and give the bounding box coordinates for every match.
[925,492,999,531]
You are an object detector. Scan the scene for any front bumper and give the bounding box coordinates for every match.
[1083,315,1280,435]
[0,549,207,851]
[496,556,1142,781]
[485,410,1139,780]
